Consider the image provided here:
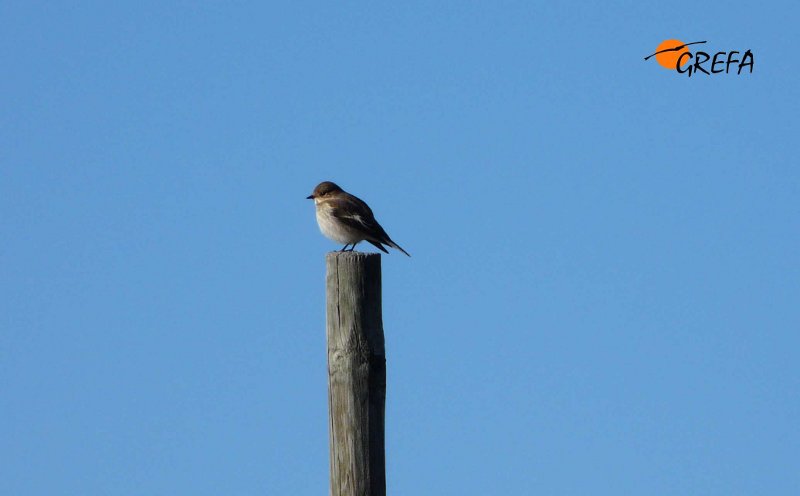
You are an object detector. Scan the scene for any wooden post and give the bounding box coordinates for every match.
[326,252,386,496]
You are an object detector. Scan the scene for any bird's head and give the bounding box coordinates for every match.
[306,181,343,201]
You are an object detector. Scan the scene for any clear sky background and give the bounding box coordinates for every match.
[2,2,798,495]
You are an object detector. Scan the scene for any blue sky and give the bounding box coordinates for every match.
[2,1,798,494]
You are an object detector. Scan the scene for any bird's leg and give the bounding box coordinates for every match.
[340,244,351,252]
[347,241,359,252]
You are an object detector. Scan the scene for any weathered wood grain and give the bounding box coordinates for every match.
[326,252,386,496]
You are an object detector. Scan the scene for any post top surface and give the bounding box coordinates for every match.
[326,251,382,260]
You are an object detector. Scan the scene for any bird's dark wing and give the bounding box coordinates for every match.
[329,193,410,257]
[329,194,392,240]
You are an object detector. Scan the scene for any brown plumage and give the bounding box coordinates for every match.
[307,181,410,256]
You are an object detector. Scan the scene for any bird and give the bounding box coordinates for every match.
[307,181,410,256]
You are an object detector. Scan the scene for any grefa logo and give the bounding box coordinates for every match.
[644,40,754,77]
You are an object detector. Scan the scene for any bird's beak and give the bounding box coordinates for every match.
[306,194,314,199]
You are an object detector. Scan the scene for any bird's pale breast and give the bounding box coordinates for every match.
[316,203,364,244]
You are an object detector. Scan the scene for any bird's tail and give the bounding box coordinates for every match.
[368,235,411,257]
[367,240,390,254]
[386,239,410,257]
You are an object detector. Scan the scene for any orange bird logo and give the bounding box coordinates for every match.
[644,39,707,70]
